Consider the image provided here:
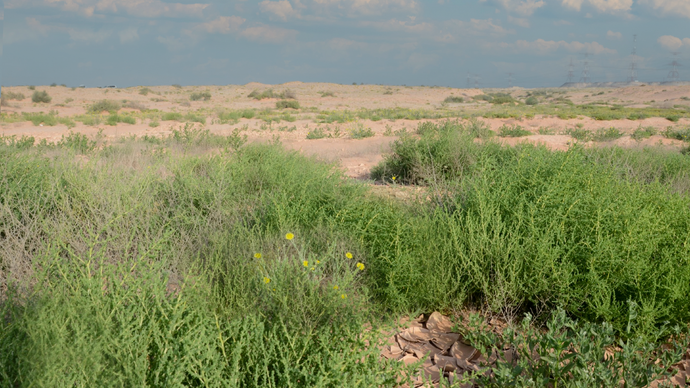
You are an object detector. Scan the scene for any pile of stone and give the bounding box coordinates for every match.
[381,312,483,387]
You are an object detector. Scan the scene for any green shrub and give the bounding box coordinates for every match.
[88,100,121,113]
[490,93,516,105]
[31,90,52,103]
[443,96,464,103]
[666,115,680,122]
[473,94,492,102]
[306,127,328,139]
[631,126,657,141]
[184,113,206,124]
[498,124,531,137]
[525,96,539,105]
[349,124,374,139]
[565,127,591,141]
[56,131,97,153]
[1,135,35,150]
[139,87,152,96]
[663,126,690,142]
[319,91,336,97]
[591,127,623,142]
[276,100,300,109]
[2,91,26,101]
[149,119,160,128]
[162,112,183,121]
[22,111,76,128]
[172,84,182,89]
[190,91,212,101]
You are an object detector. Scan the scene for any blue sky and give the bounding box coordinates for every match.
[3,0,690,88]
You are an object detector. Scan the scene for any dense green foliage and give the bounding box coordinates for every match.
[1,125,689,385]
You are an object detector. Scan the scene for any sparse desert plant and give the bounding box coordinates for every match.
[631,126,657,141]
[189,91,212,101]
[348,123,374,139]
[537,127,555,135]
[64,98,74,104]
[31,90,52,103]
[306,127,328,139]
[122,101,147,111]
[591,127,623,142]
[525,96,539,105]
[666,114,680,122]
[149,119,160,128]
[56,131,97,153]
[489,93,516,104]
[172,83,182,89]
[276,100,300,109]
[443,96,464,103]
[473,94,492,102]
[2,91,26,100]
[565,127,591,141]
[50,83,57,87]
[498,124,531,137]
[88,99,121,113]
[139,87,152,96]
[28,85,36,90]
[663,126,690,142]
[319,91,336,97]
[162,112,183,121]
[0,98,8,107]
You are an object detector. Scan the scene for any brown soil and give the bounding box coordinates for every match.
[2,83,689,178]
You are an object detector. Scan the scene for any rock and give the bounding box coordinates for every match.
[451,341,478,361]
[401,354,419,366]
[432,354,458,372]
[426,312,453,333]
[431,333,460,352]
[399,327,432,342]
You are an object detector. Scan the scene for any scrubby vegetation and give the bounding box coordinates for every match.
[31,91,52,103]
[88,99,122,113]
[1,119,689,385]
[190,91,212,101]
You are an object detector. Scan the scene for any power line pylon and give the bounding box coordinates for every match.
[667,52,681,82]
[580,52,592,84]
[567,58,575,83]
[627,34,638,83]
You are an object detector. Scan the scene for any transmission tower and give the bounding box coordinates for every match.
[507,72,514,88]
[580,53,591,84]
[667,52,681,82]
[567,58,575,83]
[627,34,638,83]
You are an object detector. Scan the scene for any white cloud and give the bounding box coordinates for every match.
[119,27,139,43]
[260,0,300,21]
[482,0,545,16]
[26,17,112,43]
[639,0,690,19]
[562,0,632,15]
[657,35,690,50]
[310,0,419,16]
[8,0,209,18]
[360,18,434,33]
[606,30,622,39]
[495,38,616,55]
[240,25,298,43]
[507,15,530,27]
[199,16,246,34]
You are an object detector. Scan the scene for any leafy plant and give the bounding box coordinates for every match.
[498,124,531,137]
[276,100,300,110]
[88,100,121,113]
[631,126,657,141]
[525,96,539,105]
[31,90,52,103]
[190,91,212,101]
[443,96,464,103]
[348,123,375,139]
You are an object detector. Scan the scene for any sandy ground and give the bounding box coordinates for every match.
[2,83,689,178]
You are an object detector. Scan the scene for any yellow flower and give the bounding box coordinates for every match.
[303,260,309,267]
[263,277,271,284]
[316,260,321,265]
[341,294,347,299]
[333,285,339,290]
[285,233,294,240]
[254,253,262,259]
[392,176,397,181]
[356,262,365,271]
[346,252,353,259]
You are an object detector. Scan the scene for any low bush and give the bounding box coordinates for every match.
[498,124,531,137]
[525,96,539,105]
[31,91,52,103]
[591,127,623,142]
[162,112,183,121]
[139,87,153,96]
[443,96,464,103]
[631,126,657,141]
[190,91,212,101]
[306,127,328,139]
[349,124,375,139]
[276,100,300,109]
[2,91,26,101]
[663,126,690,142]
[88,99,121,113]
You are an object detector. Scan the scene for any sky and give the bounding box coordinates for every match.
[2,0,690,88]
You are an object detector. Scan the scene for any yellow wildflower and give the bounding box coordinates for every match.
[263,277,271,284]
[346,252,353,259]
[303,260,309,267]
[316,260,321,264]
[254,253,262,259]
[356,262,365,271]
[341,294,347,299]
[392,176,397,181]
[333,285,339,290]
[285,233,294,240]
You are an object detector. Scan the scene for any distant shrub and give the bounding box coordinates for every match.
[663,126,690,142]
[666,115,680,122]
[172,84,182,89]
[88,100,121,113]
[349,124,374,139]
[443,96,464,103]
[2,91,26,101]
[122,101,147,111]
[162,112,183,121]
[490,93,516,104]
[190,91,212,101]
[631,126,657,141]
[31,91,52,103]
[473,94,492,102]
[498,124,531,137]
[57,131,96,153]
[28,85,36,90]
[139,87,152,96]
[591,127,623,142]
[525,96,539,105]
[319,91,336,97]
[248,89,295,100]
[276,100,300,109]
[306,128,328,139]
[149,120,160,128]
[50,83,57,87]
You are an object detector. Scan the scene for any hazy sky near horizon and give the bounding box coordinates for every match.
[3,0,690,88]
